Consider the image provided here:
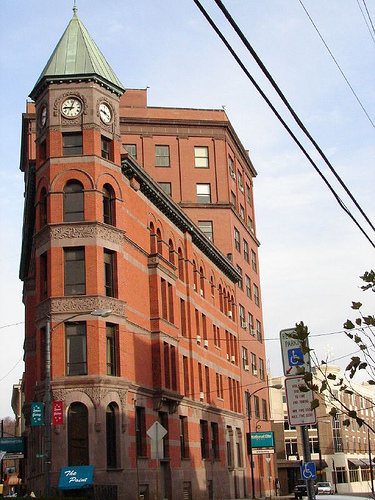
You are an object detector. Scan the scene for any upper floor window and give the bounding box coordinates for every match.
[259,358,265,380]
[101,136,111,160]
[103,184,115,226]
[256,320,262,341]
[155,145,170,167]
[66,322,87,376]
[104,249,116,297]
[64,180,84,222]
[106,403,117,468]
[136,406,147,457]
[246,183,251,204]
[234,227,240,252]
[245,275,251,298]
[239,204,244,220]
[194,146,209,168]
[230,191,237,208]
[254,284,260,306]
[198,221,213,242]
[243,240,249,262]
[159,182,172,196]
[63,132,82,156]
[237,266,243,290]
[39,187,47,227]
[106,324,118,376]
[228,156,235,178]
[123,144,137,159]
[64,247,85,295]
[196,183,211,204]
[238,171,244,192]
[251,250,257,272]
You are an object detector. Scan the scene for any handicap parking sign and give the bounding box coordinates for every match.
[301,462,317,480]
[288,347,304,367]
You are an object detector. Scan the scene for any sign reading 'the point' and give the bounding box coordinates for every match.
[280,328,311,377]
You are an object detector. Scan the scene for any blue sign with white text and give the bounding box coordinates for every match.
[58,466,94,490]
[301,462,317,480]
[251,431,275,448]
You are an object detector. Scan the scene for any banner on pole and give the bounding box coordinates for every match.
[52,401,63,425]
[31,402,44,426]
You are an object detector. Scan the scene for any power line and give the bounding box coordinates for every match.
[0,321,24,330]
[356,0,375,43]
[298,0,375,129]
[208,0,375,241]
[361,0,375,35]
[0,357,23,383]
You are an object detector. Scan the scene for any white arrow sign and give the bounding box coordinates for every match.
[147,421,167,441]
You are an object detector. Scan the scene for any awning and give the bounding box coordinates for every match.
[348,458,363,468]
[58,466,93,490]
[359,458,375,468]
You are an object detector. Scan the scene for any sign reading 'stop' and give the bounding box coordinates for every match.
[280,328,311,377]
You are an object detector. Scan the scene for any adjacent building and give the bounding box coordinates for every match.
[269,366,375,496]
[19,7,272,499]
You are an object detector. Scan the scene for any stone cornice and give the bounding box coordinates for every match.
[122,156,241,284]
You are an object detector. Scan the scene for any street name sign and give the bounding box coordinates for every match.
[285,376,317,426]
[280,328,311,377]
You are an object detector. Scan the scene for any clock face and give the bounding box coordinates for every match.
[61,97,82,118]
[99,103,112,124]
[40,105,47,127]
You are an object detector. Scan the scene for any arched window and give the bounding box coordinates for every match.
[68,402,89,465]
[150,223,156,253]
[168,239,175,266]
[39,187,47,228]
[103,184,115,226]
[156,228,163,255]
[230,294,236,321]
[223,288,228,315]
[64,180,84,222]
[210,276,215,300]
[193,261,198,292]
[199,267,205,297]
[218,285,223,312]
[178,247,184,281]
[106,403,117,468]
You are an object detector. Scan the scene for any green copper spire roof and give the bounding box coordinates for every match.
[30,6,125,99]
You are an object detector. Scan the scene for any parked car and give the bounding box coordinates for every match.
[294,482,318,499]
[316,482,334,495]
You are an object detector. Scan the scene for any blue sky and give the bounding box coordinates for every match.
[0,0,374,418]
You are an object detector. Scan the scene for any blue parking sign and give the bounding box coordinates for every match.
[301,462,317,480]
[288,347,304,367]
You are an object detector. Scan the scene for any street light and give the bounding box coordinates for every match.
[246,383,282,499]
[44,308,112,498]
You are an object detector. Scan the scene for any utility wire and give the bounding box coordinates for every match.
[299,0,375,129]
[0,357,23,383]
[209,0,375,239]
[192,1,374,248]
[356,0,375,43]
[361,0,375,34]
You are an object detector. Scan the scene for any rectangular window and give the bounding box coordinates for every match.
[230,191,236,208]
[239,204,244,220]
[251,353,257,376]
[104,249,115,297]
[63,132,83,156]
[164,342,171,389]
[247,216,253,232]
[159,411,169,458]
[200,420,209,459]
[234,227,240,252]
[226,427,233,468]
[246,183,251,204]
[196,183,211,204]
[259,358,265,380]
[194,146,209,168]
[285,438,298,456]
[256,320,262,341]
[262,399,268,420]
[205,366,210,403]
[183,356,189,396]
[101,136,111,160]
[198,362,203,396]
[159,182,172,196]
[254,284,260,306]
[251,250,257,272]
[245,275,251,298]
[198,221,213,242]
[236,428,243,467]
[64,247,85,295]
[180,416,189,459]
[66,322,87,375]
[248,313,254,335]
[237,266,243,289]
[336,467,348,484]
[136,407,147,457]
[161,278,168,320]
[123,144,137,159]
[155,145,170,166]
[254,395,260,419]
[238,171,243,191]
[239,304,245,327]
[219,374,224,399]
[242,347,248,370]
[243,240,249,262]
[180,299,187,337]
[168,283,174,323]
[211,422,220,460]
[40,252,48,300]
[228,155,235,178]
[170,344,177,391]
[106,324,117,376]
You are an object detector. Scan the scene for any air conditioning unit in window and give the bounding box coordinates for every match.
[244,364,250,371]
[231,172,236,180]
[226,353,230,360]
[231,355,236,362]
[204,340,209,347]
[200,289,204,297]
[227,311,233,318]
[197,334,201,344]
[251,329,257,336]
[200,391,204,400]
[193,284,197,290]
[239,186,244,193]
[241,321,248,329]
[253,369,258,376]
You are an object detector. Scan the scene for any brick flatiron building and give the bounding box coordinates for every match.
[19,7,273,499]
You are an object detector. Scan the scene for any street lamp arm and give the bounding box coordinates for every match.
[49,308,112,333]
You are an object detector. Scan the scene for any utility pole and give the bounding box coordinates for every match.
[300,425,316,500]
[369,428,374,496]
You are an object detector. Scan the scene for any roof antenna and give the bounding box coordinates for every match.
[73,0,78,17]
